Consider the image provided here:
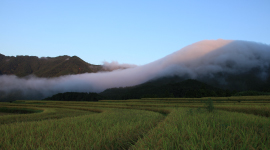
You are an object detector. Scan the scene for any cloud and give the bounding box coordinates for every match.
[102,61,138,71]
[0,39,270,100]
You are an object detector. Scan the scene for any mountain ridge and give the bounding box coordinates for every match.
[0,54,103,77]
[1,39,270,101]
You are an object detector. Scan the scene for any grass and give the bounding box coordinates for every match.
[215,105,270,117]
[0,97,269,149]
[131,108,270,149]
[0,107,43,114]
[0,106,98,125]
[141,95,270,102]
[204,98,214,112]
[0,108,165,149]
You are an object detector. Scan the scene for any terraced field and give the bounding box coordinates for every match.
[0,96,270,149]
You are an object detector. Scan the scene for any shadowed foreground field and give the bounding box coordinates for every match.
[0,96,270,149]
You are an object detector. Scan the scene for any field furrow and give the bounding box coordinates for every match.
[0,97,270,149]
[0,106,165,149]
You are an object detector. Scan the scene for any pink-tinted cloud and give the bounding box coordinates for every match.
[0,39,269,100]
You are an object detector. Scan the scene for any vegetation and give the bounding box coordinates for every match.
[0,107,43,114]
[130,108,269,149]
[0,54,103,77]
[0,97,269,149]
[43,92,104,101]
[234,90,270,96]
[42,79,237,101]
[100,78,236,99]
[204,98,214,112]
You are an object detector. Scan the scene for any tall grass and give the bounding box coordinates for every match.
[204,98,214,112]
[0,107,43,114]
[131,108,270,149]
[0,98,270,149]
[215,105,270,117]
[0,108,164,150]
[0,107,97,125]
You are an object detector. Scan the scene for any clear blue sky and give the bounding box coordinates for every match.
[1,0,269,65]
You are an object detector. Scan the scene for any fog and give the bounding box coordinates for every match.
[102,61,138,71]
[1,39,270,100]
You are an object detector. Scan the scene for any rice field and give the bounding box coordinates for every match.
[0,96,270,150]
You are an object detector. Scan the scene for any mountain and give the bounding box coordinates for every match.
[0,54,103,77]
[100,77,234,99]
[1,39,270,101]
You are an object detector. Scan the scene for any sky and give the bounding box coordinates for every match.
[0,0,270,65]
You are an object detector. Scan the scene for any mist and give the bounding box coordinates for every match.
[102,61,138,71]
[1,39,270,100]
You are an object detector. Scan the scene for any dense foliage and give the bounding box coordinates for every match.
[234,91,270,96]
[100,78,235,99]
[43,92,103,101]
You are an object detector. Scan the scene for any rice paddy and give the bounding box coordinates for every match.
[0,96,270,149]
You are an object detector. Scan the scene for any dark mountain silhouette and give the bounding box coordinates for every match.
[100,77,235,99]
[43,92,103,101]
[196,67,270,92]
[1,39,270,102]
[0,54,103,77]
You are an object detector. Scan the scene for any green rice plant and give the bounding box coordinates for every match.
[216,105,270,117]
[11,100,46,105]
[204,98,214,112]
[0,107,43,114]
[130,108,270,150]
[0,108,164,150]
[0,107,98,125]
[1,98,269,149]
[142,95,270,102]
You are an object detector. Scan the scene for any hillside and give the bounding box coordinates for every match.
[1,39,270,101]
[100,77,234,99]
[0,54,103,77]
[43,92,104,101]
